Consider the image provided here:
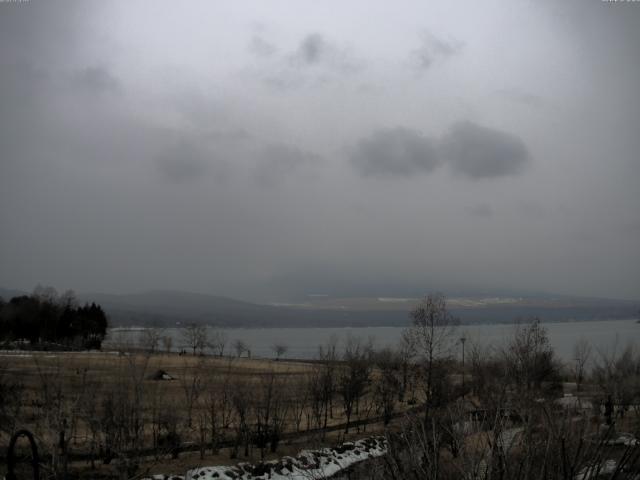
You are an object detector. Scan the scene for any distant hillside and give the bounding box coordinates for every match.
[70,290,640,327]
[1,287,638,328]
[81,290,270,327]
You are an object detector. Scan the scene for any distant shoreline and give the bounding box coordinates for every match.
[109,316,638,330]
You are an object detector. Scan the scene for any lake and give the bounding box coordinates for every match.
[105,319,640,363]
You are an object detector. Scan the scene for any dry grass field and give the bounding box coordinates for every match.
[0,349,409,479]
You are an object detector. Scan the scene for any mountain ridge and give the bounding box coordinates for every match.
[1,286,638,328]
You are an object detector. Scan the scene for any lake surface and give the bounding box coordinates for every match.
[106,319,640,363]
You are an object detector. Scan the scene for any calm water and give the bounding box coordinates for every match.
[106,319,640,363]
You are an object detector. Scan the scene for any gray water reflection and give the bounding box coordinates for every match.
[106,319,639,362]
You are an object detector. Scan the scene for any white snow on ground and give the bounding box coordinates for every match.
[603,432,639,446]
[555,395,592,411]
[144,437,387,480]
[575,459,617,480]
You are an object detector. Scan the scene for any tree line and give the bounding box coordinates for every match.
[376,293,640,480]
[0,285,108,350]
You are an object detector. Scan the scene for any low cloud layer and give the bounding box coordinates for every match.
[294,34,326,65]
[441,121,530,179]
[350,127,440,177]
[253,31,365,91]
[290,33,364,73]
[0,0,638,301]
[351,121,530,180]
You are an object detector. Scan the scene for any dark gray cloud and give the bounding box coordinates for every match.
[289,33,364,73]
[73,66,121,94]
[296,34,325,65]
[249,34,277,58]
[350,127,440,177]
[441,121,530,179]
[254,143,319,186]
[154,141,211,184]
[466,204,494,218]
[411,32,462,70]
[254,32,365,92]
[352,122,530,180]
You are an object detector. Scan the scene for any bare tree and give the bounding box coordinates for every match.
[253,370,288,459]
[209,328,228,357]
[182,323,208,355]
[373,348,401,425]
[202,360,235,455]
[593,343,640,420]
[58,289,78,309]
[406,293,458,423]
[99,354,150,478]
[230,377,251,458]
[271,343,288,360]
[338,336,372,433]
[308,366,325,431]
[33,356,79,478]
[397,330,416,402]
[572,337,592,392]
[233,339,248,357]
[154,397,182,460]
[469,342,509,417]
[313,336,339,436]
[504,319,559,396]
[161,334,173,354]
[139,327,164,353]
[267,376,289,454]
[382,341,629,480]
[0,360,24,442]
[78,374,103,470]
[180,357,206,428]
[290,374,311,432]
[32,284,59,303]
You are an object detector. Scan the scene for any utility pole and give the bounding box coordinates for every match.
[460,335,467,396]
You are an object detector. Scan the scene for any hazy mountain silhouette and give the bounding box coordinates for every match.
[1,287,638,327]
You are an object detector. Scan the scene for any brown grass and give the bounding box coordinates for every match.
[0,350,405,479]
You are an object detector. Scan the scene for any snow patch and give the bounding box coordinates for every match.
[144,437,386,480]
[575,459,617,480]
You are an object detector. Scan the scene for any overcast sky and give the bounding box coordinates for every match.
[1,0,638,301]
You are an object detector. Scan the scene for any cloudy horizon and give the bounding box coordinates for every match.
[1,0,638,302]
